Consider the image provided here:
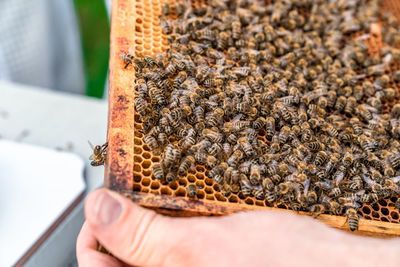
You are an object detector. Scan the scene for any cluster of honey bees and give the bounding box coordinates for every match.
[122,0,400,231]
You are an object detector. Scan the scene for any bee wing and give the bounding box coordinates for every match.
[88,140,95,160]
[88,140,95,149]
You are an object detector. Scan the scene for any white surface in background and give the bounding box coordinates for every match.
[0,81,108,191]
[0,140,85,267]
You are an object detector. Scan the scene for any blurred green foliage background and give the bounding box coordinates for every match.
[74,0,110,98]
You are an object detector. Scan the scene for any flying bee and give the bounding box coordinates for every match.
[152,163,164,180]
[187,184,198,198]
[345,208,359,232]
[179,156,194,175]
[120,53,134,69]
[88,141,108,166]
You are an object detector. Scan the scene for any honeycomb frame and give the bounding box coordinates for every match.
[106,0,400,237]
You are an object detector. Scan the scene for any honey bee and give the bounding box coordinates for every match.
[152,163,164,180]
[334,96,347,111]
[314,151,328,166]
[307,142,325,151]
[310,204,325,218]
[265,117,275,140]
[179,156,195,175]
[389,153,400,169]
[88,141,108,166]
[161,3,170,16]
[270,133,280,153]
[278,126,290,145]
[187,184,198,198]
[202,128,223,143]
[121,53,134,69]
[238,137,255,157]
[249,164,261,185]
[345,208,359,232]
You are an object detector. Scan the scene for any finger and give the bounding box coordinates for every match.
[77,221,123,267]
[84,188,209,267]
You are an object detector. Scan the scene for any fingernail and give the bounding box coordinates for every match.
[93,191,123,226]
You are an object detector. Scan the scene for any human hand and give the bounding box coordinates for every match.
[77,188,399,267]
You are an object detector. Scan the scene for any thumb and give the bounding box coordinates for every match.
[84,188,195,267]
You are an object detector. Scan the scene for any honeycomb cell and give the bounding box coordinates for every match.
[134,175,142,183]
[142,187,149,193]
[151,156,160,162]
[391,211,399,220]
[206,195,215,201]
[136,45,143,52]
[178,178,187,186]
[372,203,380,211]
[135,26,142,33]
[204,186,213,194]
[142,169,151,176]
[144,44,152,50]
[196,165,205,173]
[160,187,173,195]
[142,177,151,186]
[362,206,371,215]
[197,190,205,199]
[238,192,246,200]
[381,217,389,222]
[134,155,143,163]
[245,198,254,205]
[133,164,142,172]
[151,181,160,190]
[187,175,196,183]
[381,207,389,216]
[205,178,213,186]
[169,182,178,190]
[213,184,220,191]
[372,211,380,218]
[134,138,142,145]
[142,152,151,159]
[143,144,150,151]
[133,184,142,191]
[134,146,143,154]
[228,195,239,203]
[195,180,205,189]
[142,159,151,169]
[196,173,204,180]
[379,199,388,206]
[255,200,264,206]
[176,187,186,197]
